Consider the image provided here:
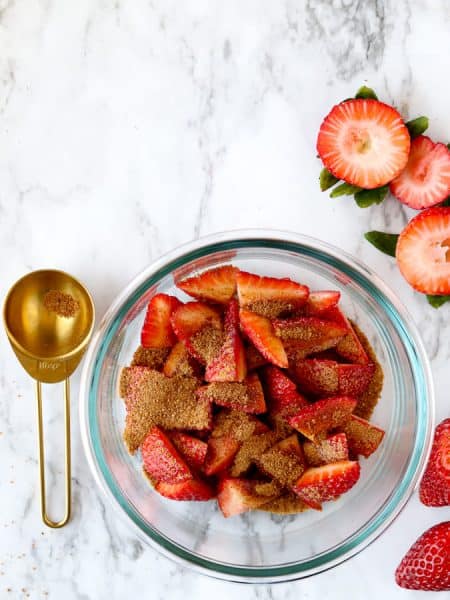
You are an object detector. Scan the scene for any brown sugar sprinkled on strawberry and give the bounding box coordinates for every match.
[177,265,239,304]
[303,433,349,467]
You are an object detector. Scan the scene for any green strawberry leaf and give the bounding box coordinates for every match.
[355,86,378,100]
[440,197,450,207]
[354,186,389,208]
[426,294,450,309]
[405,116,429,139]
[330,183,361,198]
[364,231,399,257]
[320,168,340,191]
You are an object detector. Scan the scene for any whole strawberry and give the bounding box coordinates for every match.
[420,418,450,506]
[395,522,450,591]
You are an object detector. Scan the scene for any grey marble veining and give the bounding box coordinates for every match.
[1,0,449,598]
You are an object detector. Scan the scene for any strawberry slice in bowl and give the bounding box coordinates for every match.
[396,206,450,295]
[141,294,181,348]
[317,98,411,189]
[390,135,450,209]
[177,265,239,304]
[240,309,288,368]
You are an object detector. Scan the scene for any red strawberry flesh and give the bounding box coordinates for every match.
[291,359,339,396]
[237,271,309,317]
[289,396,357,441]
[341,415,385,458]
[317,99,410,189]
[303,432,349,467]
[390,136,450,209]
[155,478,215,501]
[177,265,239,304]
[169,431,208,471]
[141,426,192,483]
[292,460,361,510]
[203,435,241,476]
[217,478,278,517]
[240,309,288,368]
[273,316,348,357]
[338,363,375,396]
[141,294,181,348]
[396,206,450,294]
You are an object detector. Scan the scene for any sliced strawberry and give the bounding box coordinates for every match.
[341,414,384,458]
[141,426,192,484]
[273,316,348,357]
[163,341,201,378]
[292,460,361,510]
[211,409,269,442]
[170,302,222,341]
[291,359,339,396]
[390,136,450,209]
[304,291,341,315]
[258,434,305,488]
[419,418,450,507]
[186,324,224,365]
[155,478,215,501]
[217,477,278,517]
[177,265,239,304]
[203,435,241,476]
[396,206,450,294]
[317,99,410,189]
[395,522,450,591]
[289,396,357,441]
[237,271,309,317]
[197,374,266,414]
[141,294,181,348]
[303,433,349,467]
[240,309,288,368]
[169,431,208,471]
[338,363,375,396]
[205,299,247,382]
[245,344,268,370]
[263,366,308,420]
[321,307,369,364]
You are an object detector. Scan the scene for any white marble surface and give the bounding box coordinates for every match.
[1,0,450,597]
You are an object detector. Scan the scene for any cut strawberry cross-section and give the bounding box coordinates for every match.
[141,426,192,484]
[217,477,279,517]
[337,363,376,396]
[163,341,202,378]
[390,136,450,210]
[205,299,247,382]
[141,294,181,348]
[177,265,239,304]
[197,373,266,414]
[155,478,215,501]
[170,301,222,341]
[304,290,341,316]
[231,431,279,477]
[289,396,357,441]
[396,206,450,295]
[263,365,308,421]
[291,359,339,396]
[169,431,208,471]
[203,435,241,476]
[273,316,348,358]
[292,460,361,510]
[237,271,309,318]
[240,309,288,368]
[321,307,369,364]
[303,433,349,467]
[317,98,410,189]
[340,414,385,458]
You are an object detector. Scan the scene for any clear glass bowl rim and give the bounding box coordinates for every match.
[79,229,434,583]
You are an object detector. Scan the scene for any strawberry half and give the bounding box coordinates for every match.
[155,479,215,501]
[303,433,349,467]
[197,374,266,414]
[141,426,192,484]
[169,431,208,471]
[263,365,308,421]
[163,341,201,378]
[141,294,181,348]
[419,418,450,507]
[395,522,450,591]
[237,271,309,318]
[292,460,361,510]
[170,301,222,341]
[240,309,288,368]
[177,265,239,304]
[291,359,339,396]
[341,415,385,458]
[203,435,241,476]
[317,99,410,189]
[205,299,247,382]
[304,290,341,316]
[289,396,357,441]
[273,316,348,357]
[396,206,450,294]
[390,136,450,209]
[217,478,278,517]
[337,363,375,396]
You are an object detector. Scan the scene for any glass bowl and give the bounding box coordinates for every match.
[79,230,434,583]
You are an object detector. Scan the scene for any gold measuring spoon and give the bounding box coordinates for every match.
[3,270,94,528]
